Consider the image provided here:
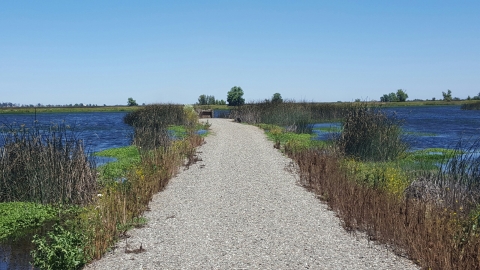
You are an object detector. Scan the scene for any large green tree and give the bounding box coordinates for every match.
[227,86,245,106]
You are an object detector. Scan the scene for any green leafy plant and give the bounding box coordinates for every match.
[31,224,87,270]
[0,202,56,240]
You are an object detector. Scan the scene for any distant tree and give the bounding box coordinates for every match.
[127,97,138,106]
[271,93,283,103]
[216,99,226,105]
[442,90,452,102]
[198,95,217,105]
[206,95,216,105]
[227,86,245,106]
[354,99,361,102]
[380,90,408,102]
[380,92,399,102]
[197,95,207,105]
[396,89,408,102]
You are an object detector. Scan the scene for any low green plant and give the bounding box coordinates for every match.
[31,224,87,270]
[258,124,328,153]
[405,148,459,163]
[95,146,140,183]
[0,202,57,241]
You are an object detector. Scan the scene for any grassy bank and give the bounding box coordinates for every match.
[255,102,480,269]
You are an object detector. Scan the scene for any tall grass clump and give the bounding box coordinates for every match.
[0,123,96,205]
[337,104,407,162]
[123,104,186,150]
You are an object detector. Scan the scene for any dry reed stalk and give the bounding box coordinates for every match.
[291,149,480,269]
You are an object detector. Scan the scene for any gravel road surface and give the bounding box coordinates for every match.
[86,118,418,270]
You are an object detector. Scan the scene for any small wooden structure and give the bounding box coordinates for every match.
[199,109,213,118]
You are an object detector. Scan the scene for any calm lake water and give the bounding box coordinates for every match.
[1,106,479,269]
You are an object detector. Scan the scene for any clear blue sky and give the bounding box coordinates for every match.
[1,1,479,105]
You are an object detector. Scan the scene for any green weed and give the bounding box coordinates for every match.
[95,146,140,183]
[31,224,87,270]
[0,202,56,241]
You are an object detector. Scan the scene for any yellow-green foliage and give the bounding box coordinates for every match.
[343,159,410,197]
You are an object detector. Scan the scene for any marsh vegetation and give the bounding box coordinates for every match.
[0,104,206,269]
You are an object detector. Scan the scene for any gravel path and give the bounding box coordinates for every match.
[86,119,419,270]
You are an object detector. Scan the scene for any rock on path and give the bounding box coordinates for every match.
[86,118,419,270]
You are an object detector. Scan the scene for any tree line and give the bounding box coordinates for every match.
[197,86,283,106]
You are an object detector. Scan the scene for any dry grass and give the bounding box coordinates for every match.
[291,149,480,269]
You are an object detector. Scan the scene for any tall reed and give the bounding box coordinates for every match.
[124,104,186,151]
[337,104,407,162]
[0,123,96,205]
